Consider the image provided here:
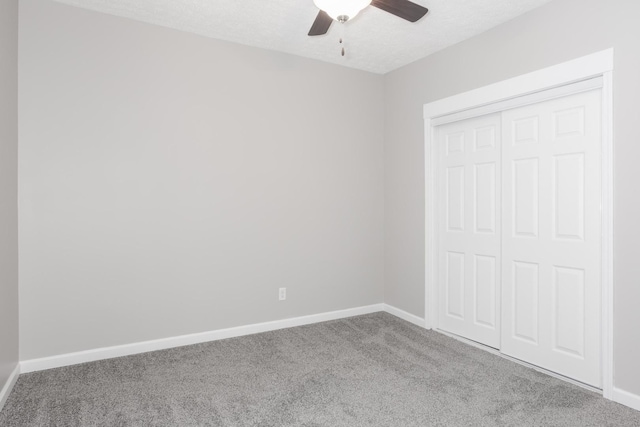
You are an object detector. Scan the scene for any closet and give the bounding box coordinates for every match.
[435,83,602,388]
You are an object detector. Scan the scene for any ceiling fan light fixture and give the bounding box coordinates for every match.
[313,0,372,22]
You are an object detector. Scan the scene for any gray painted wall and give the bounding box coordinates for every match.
[19,0,384,360]
[0,0,20,396]
[384,0,640,395]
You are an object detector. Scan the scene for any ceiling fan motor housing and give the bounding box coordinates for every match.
[313,0,372,21]
[308,0,429,37]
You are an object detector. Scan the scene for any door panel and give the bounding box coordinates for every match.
[501,89,602,387]
[446,166,465,231]
[554,153,585,241]
[512,261,539,344]
[512,158,539,238]
[553,266,585,357]
[446,251,465,318]
[438,113,501,349]
[474,255,497,328]
[474,163,496,233]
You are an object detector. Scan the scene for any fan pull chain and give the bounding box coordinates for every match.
[338,21,346,58]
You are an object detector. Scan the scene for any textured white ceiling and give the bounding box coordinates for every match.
[53,0,553,74]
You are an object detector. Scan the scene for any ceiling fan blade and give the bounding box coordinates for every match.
[308,10,333,36]
[371,0,428,22]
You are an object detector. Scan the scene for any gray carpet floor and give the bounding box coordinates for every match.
[1,312,639,426]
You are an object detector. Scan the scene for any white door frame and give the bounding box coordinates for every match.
[423,49,614,398]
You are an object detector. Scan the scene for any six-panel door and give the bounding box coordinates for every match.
[501,90,602,387]
[438,113,502,349]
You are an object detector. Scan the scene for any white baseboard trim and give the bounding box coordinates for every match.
[15,301,640,414]
[20,303,385,374]
[383,304,426,328]
[0,364,20,412]
[612,387,640,412]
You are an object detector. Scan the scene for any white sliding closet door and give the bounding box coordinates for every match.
[501,89,602,387]
[438,113,501,349]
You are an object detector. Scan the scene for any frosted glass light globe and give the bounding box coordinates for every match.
[313,0,372,21]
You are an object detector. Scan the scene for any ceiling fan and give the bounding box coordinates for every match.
[308,0,429,36]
